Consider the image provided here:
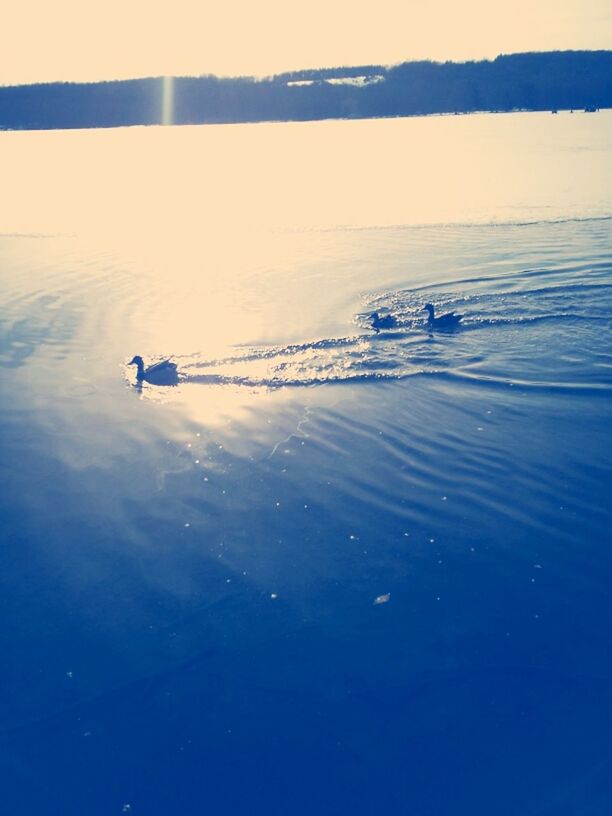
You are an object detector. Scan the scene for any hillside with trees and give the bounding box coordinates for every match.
[0,51,610,131]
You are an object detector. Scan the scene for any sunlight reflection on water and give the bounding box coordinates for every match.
[0,111,610,239]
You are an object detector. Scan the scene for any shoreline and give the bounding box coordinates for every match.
[0,105,607,135]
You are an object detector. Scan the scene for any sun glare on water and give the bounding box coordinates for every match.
[162,76,174,126]
[115,223,352,428]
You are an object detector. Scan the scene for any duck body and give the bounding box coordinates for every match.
[370,312,398,333]
[129,355,179,385]
[424,303,462,330]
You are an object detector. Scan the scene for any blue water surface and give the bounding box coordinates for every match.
[1,116,611,815]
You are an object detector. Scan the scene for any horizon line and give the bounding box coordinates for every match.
[1,48,610,90]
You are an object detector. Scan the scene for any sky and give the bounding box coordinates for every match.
[2,0,611,86]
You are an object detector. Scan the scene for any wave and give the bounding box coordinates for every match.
[175,366,611,396]
[180,371,402,388]
[460,313,611,329]
[0,232,63,239]
[165,299,611,394]
[376,270,612,301]
[435,370,612,396]
[310,214,612,234]
[176,335,361,369]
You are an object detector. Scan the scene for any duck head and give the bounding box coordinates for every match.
[128,355,145,377]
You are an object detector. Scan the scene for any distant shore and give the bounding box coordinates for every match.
[0,107,606,137]
[1,50,610,132]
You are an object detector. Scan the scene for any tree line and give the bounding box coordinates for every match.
[0,51,610,131]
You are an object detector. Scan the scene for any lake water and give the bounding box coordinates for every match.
[1,111,611,815]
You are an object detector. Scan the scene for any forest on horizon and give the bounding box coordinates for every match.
[0,50,610,131]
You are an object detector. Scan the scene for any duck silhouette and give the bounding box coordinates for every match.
[128,356,179,385]
[424,303,462,329]
[370,312,398,333]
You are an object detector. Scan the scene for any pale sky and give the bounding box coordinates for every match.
[2,0,611,86]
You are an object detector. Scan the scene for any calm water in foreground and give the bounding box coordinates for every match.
[1,112,611,814]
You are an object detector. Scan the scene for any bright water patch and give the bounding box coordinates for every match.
[111,219,611,399]
[1,111,611,236]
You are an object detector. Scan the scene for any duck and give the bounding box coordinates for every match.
[128,355,179,385]
[424,303,462,329]
[370,312,398,333]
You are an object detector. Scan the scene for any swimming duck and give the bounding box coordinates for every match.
[128,355,179,385]
[424,303,462,329]
[370,312,398,333]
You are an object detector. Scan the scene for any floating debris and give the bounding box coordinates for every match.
[374,593,390,605]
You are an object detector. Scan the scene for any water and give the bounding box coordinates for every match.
[1,111,611,815]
